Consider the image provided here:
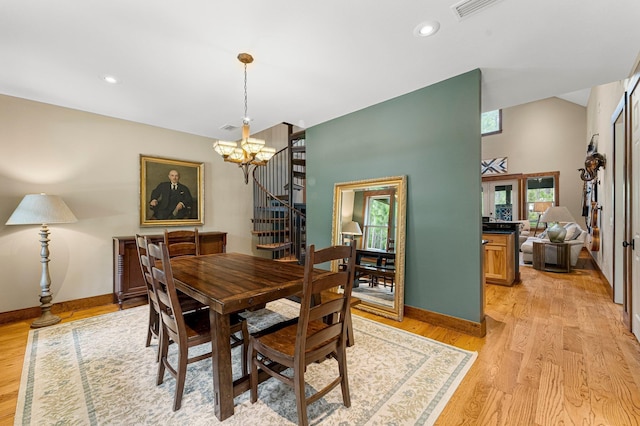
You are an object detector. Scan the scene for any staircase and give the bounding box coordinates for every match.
[252,127,306,263]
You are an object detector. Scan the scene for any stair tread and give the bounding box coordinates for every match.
[251,229,288,235]
[275,255,300,263]
[256,206,289,212]
[256,242,292,251]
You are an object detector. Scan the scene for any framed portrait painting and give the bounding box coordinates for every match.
[140,155,204,226]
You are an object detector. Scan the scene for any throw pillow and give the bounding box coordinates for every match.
[563,223,580,241]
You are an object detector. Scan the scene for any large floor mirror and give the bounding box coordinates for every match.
[332,176,407,321]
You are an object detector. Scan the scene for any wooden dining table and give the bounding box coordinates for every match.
[169,252,323,421]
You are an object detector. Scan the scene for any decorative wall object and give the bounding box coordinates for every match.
[140,155,204,226]
[495,204,513,221]
[578,133,606,181]
[481,157,508,175]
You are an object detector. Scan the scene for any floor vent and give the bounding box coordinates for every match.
[451,0,504,21]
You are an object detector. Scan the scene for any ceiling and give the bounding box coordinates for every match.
[1,0,638,141]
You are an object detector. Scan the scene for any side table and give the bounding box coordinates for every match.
[532,241,571,273]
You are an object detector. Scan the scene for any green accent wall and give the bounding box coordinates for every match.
[306,69,483,322]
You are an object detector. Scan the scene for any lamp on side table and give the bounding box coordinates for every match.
[540,206,575,243]
[6,194,77,328]
[341,221,362,246]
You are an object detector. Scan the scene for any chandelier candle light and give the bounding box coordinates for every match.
[213,53,276,184]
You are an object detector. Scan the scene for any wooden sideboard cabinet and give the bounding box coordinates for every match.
[113,231,227,308]
[482,232,516,286]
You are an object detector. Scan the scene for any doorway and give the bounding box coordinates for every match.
[481,179,519,221]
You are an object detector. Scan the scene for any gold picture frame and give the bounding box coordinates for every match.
[140,155,204,226]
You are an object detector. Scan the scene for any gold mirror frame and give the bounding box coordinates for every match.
[332,176,407,321]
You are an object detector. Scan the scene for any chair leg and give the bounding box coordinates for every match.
[146,306,156,347]
[173,344,188,411]
[240,321,249,377]
[156,330,169,386]
[344,310,355,347]
[248,342,258,403]
[294,362,308,426]
[337,346,351,407]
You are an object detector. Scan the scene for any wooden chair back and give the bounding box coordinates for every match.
[147,242,190,348]
[163,228,200,258]
[296,244,356,361]
[134,234,160,349]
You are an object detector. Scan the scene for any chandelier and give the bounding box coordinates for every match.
[213,53,276,184]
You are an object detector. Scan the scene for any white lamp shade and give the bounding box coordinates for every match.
[6,194,77,225]
[241,137,266,155]
[213,140,237,157]
[254,146,276,163]
[342,221,362,235]
[539,206,575,224]
[227,148,245,163]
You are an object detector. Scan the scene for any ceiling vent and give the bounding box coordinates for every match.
[219,124,239,132]
[451,0,504,21]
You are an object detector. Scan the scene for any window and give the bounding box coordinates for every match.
[482,171,559,225]
[481,109,502,136]
[526,176,556,226]
[362,190,396,251]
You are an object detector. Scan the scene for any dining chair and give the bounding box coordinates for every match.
[164,228,200,258]
[248,244,356,426]
[147,242,249,411]
[382,239,395,290]
[135,234,206,361]
[134,234,160,352]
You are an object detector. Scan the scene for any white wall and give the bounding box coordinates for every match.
[0,94,260,312]
[482,97,587,223]
[585,81,627,288]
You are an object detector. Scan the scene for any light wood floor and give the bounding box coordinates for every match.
[2,252,640,425]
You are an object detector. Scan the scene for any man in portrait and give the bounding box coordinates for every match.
[149,169,193,219]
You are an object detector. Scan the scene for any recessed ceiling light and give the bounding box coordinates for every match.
[103,75,119,84]
[414,21,441,37]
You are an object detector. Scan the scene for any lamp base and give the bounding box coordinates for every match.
[31,310,61,328]
[547,223,567,243]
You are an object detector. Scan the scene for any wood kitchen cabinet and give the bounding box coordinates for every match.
[113,231,227,308]
[482,232,516,286]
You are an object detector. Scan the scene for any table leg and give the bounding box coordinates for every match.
[210,309,233,421]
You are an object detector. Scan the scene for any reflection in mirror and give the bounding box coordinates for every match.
[332,176,407,321]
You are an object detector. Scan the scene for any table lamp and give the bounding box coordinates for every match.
[341,221,362,246]
[6,194,77,328]
[532,201,553,236]
[539,206,575,243]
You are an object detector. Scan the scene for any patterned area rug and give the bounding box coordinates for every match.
[15,300,476,425]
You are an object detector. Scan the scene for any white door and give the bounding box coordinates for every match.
[630,80,640,341]
[481,179,519,221]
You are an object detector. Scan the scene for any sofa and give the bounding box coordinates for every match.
[520,222,587,267]
[515,220,532,249]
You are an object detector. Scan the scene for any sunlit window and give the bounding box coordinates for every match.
[481,109,502,135]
